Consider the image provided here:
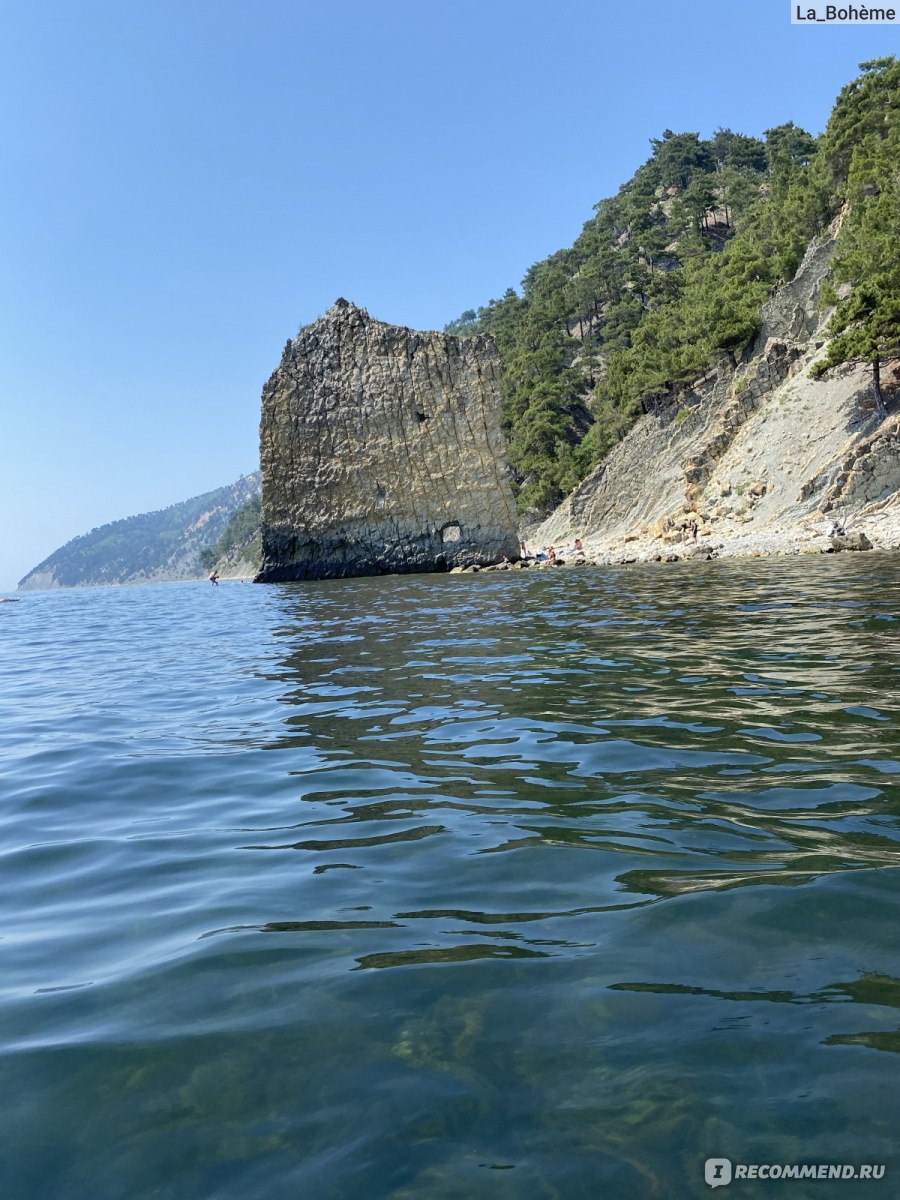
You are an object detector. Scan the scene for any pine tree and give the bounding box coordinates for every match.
[812,125,900,413]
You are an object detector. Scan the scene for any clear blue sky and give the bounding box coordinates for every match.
[1,0,895,590]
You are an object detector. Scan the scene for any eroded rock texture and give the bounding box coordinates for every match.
[256,300,519,581]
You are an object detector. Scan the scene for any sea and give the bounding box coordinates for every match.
[2,556,899,1200]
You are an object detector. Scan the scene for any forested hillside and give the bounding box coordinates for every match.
[19,473,260,589]
[200,494,261,574]
[446,57,900,514]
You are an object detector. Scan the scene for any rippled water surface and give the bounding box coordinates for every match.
[3,558,900,1198]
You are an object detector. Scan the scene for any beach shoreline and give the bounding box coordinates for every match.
[497,509,900,572]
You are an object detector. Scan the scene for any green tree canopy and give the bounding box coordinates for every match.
[812,125,900,410]
[444,60,898,516]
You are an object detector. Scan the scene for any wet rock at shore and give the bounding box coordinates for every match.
[829,532,873,553]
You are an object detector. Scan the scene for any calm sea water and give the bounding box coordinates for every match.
[2,558,900,1199]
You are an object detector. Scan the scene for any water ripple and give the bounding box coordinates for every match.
[3,559,900,1197]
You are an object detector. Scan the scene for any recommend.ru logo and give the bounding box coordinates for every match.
[705,1158,886,1186]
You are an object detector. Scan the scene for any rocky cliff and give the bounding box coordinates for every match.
[531,222,900,561]
[256,300,520,581]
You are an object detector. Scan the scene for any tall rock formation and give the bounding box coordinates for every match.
[256,300,520,581]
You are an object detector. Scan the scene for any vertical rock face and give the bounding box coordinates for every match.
[256,300,520,581]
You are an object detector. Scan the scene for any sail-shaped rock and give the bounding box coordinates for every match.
[256,300,519,581]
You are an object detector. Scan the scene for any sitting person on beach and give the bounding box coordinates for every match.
[559,537,585,558]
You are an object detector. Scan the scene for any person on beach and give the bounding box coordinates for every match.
[208,570,219,585]
[520,540,529,558]
[548,546,557,563]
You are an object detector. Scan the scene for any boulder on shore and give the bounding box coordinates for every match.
[830,532,873,552]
